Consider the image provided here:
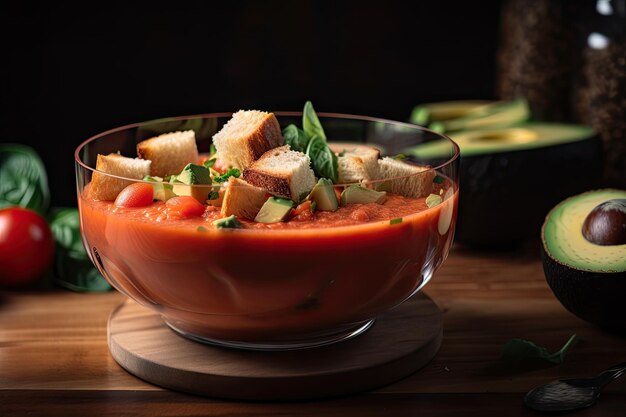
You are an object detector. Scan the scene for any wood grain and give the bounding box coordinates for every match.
[107,294,442,400]
[1,242,625,415]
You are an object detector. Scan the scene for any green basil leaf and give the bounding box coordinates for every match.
[306,135,338,183]
[0,144,50,214]
[282,124,309,152]
[50,208,111,292]
[303,101,327,142]
[501,334,578,368]
[213,168,241,183]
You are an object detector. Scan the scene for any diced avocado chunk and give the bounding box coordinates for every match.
[170,164,213,203]
[172,183,215,204]
[308,178,338,211]
[255,197,294,224]
[177,163,211,185]
[340,185,387,206]
[425,193,443,208]
[144,176,175,201]
[213,215,242,229]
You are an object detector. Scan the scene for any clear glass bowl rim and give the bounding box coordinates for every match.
[74,111,460,186]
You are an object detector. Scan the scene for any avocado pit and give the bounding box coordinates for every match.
[582,199,626,246]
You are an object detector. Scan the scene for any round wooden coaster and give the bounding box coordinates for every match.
[108,293,442,400]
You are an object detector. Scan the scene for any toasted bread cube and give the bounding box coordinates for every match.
[212,110,284,170]
[242,145,316,202]
[330,144,381,183]
[137,130,199,177]
[220,178,268,220]
[377,157,435,198]
[89,153,152,200]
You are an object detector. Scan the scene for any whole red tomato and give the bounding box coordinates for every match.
[0,207,55,286]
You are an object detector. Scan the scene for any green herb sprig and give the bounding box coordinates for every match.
[213,168,241,183]
[281,101,338,183]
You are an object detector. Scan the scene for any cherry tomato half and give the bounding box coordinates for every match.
[166,196,205,218]
[0,207,55,286]
[114,183,154,208]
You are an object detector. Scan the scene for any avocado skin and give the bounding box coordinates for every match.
[541,244,626,332]
[455,135,602,245]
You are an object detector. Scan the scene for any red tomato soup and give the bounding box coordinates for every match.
[79,187,457,341]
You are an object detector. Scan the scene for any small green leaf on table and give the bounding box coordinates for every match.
[501,334,578,368]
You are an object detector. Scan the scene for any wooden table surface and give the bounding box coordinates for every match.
[1,242,625,416]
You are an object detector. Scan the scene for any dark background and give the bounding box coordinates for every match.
[1,1,502,207]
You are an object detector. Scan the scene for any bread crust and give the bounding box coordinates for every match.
[213,112,284,169]
[90,153,151,201]
[242,169,291,199]
[136,131,198,177]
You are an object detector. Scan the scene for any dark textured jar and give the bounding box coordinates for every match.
[573,0,626,188]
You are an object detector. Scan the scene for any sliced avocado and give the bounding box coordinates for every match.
[410,99,529,133]
[340,185,386,206]
[213,215,242,229]
[177,163,211,185]
[407,122,603,245]
[255,197,294,224]
[542,189,626,331]
[143,176,175,201]
[171,163,212,203]
[411,100,491,125]
[308,178,338,211]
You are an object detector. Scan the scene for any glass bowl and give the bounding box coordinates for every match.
[75,112,459,350]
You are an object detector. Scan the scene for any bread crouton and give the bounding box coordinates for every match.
[220,178,268,220]
[137,130,199,177]
[242,145,316,202]
[212,110,284,170]
[90,153,151,200]
[377,157,435,198]
[330,144,380,183]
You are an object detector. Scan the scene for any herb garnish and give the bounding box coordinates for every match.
[306,135,338,183]
[501,334,578,368]
[213,168,241,183]
[282,124,309,153]
[203,158,216,169]
[311,201,317,213]
[303,101,327,141]
[207,191,219,200]
[390,217,403,225]
[433,175,444,184]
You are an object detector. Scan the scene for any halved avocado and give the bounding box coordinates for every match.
[410,99,530,133]
[541,189,626,331]
[408,123,603,245]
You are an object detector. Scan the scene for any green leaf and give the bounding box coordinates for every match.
[203,158,216,169]
[207,191,219,200]
[306,135,338,183]
[501,334,578,368]
[0,144,50,214]
[213,168,241,183]
[433,175,444,184]
[303,101,327,142]
[390,217,403,225]
[282,124,309,152]
[50,208,111,292]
